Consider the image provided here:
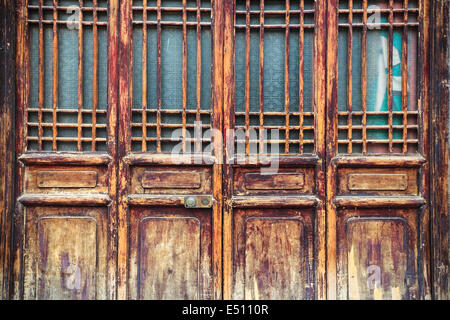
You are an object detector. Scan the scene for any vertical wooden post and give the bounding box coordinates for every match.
[430,0,449,301]
[315,0,327,300]
[0,0,15,300]
[326,0,339,300]
[222,0,234,300]
[212,0,224,300]
[107,0,119,301]
[117,0,132,300]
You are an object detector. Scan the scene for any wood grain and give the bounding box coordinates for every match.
[36,171,98,188]
[141,171,201,189]
[23,207,108,300]
[347,173,408,191]
[244,172,305,190]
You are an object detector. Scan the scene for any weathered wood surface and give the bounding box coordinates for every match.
[338,168,418,195]
[233,167,314,195]
[231,208,315,300]
[0,0,15,300]
[140,171,201,189]
[347,174,408,191]
[23,207,108,300]
[131,166,212,194]
[337,209,420,300]
[3,0,446,301]
[244,172,305,190]
[344,217,417,300]
[430,0,449,301]
[128,208,213,300]
[36,171,98,189]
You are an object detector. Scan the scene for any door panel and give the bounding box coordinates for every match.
[337,210,419,300]
[14,0,118,300]
[223,0,327,300]
[231,209,314,300]
[117,0,222,300]
[23,207,108,300]
[326,0,431,299]
[128,207,213,300]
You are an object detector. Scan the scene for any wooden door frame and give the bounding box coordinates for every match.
[10,0,119,300]
[116,0,224,300]
[222,0,327,300]
[0,0,448,300]
[326,0,436,300]
[430,0,449,301]
[0,0,15,301]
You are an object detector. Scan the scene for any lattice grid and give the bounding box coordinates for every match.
[233,0,316,156]
[131,0,213,153]
[26,0,108,152]
[337,0,420,154]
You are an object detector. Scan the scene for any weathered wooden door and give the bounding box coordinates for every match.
[116,0,224,300]
[222,0,327,299]
[325,0,431,300]
[14,0,119,299]
[12,0,431,300]
[14,0,224,300]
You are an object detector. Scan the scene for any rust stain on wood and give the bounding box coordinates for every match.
[141,171,201,189]
[348,174,408,191]
[37,171,98,188]
[244,173,305,190]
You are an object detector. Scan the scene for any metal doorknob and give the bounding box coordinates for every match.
[185,197,197,208]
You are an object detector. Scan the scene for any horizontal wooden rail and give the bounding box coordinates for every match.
[228,155,320,167]
[123,153,217,166]
[19,153,112,166]
[333,196,426,208]
[127,194,216,207]
[18,194,111,206]
[230,196,319,208]
[331,155,426,167]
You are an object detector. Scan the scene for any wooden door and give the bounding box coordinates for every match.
[325,0,431,300]
[12,0,431,300]
[116,0,223,300]
[14,0,119,299]
[222,0,327,300]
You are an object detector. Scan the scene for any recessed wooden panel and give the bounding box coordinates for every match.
[141,171,201,189]
[244,218,304,299]
[128,207,214,300]
[244,173,305,190]
[23,207,108,300]
[233,168,314,196]
[337,168,418,196]
[348,174,408,191]
[25,166,108,193]
[336,210,420,300]
[130,166,212,195]
[138,217,200,300]
[231,209,315,300]
[37,171,98,188]
[36,217,97,300]
[347,219,409,300]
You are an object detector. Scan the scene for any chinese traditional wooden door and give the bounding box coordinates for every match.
[13,0,431,300]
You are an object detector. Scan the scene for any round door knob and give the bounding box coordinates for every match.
[185,197,197,208]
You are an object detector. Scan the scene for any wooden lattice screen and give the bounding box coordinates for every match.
[26,0,108,152]
[336,0,421,154]
[130,0,213,153]
[233,0,316,156]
